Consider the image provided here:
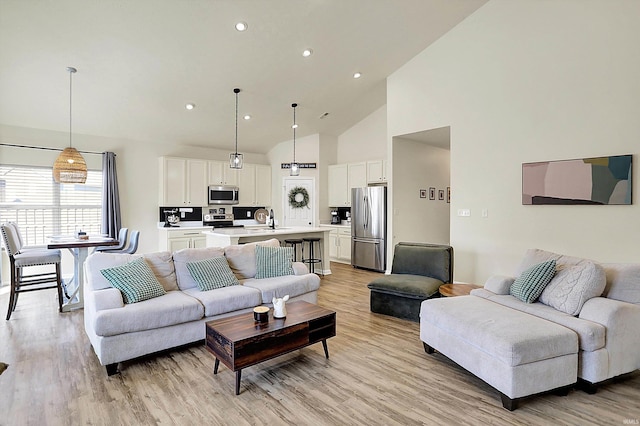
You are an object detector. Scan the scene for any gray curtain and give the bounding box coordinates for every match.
[101,152,121,238]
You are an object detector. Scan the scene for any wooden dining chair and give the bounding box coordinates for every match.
[1,223,63,320]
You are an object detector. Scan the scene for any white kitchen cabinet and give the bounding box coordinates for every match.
[237,164,256,206]
[208,160,238,186]
[254,164,272,207]
[328,164,349,207]
[367,160,387,183]
[238,163,272,206]
[337,228,352,263]
[158,228,207,252]
[329,230,339,259]
[159,157,208,206]
[328,162,368,207]
[348,162,367,189]
[325,226,351,264]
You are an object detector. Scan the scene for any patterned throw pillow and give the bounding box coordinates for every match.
[539,261,606,315]
[186,256,240,291]
[255,245,294,279]
[100,257,166,304]
[510,260,556,303]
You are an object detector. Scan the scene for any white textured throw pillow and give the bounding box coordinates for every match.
[539,261,606,315]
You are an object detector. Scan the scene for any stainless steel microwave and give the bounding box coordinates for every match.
[208,185,239,205]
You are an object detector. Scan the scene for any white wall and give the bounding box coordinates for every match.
[387,0,640,283]
[337,105,387,164]
[392,137,450,247]
[0,124,268,260]
[318,133,338,224]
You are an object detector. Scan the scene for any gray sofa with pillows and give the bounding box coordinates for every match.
[420,248,640,410]
[84,238,320,375]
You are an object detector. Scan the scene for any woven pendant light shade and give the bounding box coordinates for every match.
[53,147,87,183]
[53,66,87,184]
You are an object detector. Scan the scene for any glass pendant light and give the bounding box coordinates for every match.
[53,67,87,184]
[229,88,244,169]
[290,103,299,176]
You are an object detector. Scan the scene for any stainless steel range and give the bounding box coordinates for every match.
[203,212,233,227]
[203,208,243,228]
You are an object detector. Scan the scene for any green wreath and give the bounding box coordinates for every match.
[288,186,310,209]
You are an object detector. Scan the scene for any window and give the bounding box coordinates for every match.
[0,165,102,246]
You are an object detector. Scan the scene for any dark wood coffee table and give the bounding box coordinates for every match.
[205,301,336,395]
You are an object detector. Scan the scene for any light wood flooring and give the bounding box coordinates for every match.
[1,262,639,425]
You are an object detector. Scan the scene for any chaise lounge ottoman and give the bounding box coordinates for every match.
[420,296,578,410]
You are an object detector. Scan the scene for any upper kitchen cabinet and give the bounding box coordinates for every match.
[328,164,349,206]
[254,164,272,206]
[367,160,387,183]
[328,162,367,207]
[238,164,272,206]
[237,164,255,206]
[208,160,238,186]
[348,162,367,189]
[159,157,208,206]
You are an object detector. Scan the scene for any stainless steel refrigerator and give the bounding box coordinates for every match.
[351,186,387,272]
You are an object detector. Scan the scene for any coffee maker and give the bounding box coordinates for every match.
[331,210,340,224]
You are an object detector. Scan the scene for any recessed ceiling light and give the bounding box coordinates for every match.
[235,22,248,31]
[243,115,251,120]
[185,103,195,110]
[302,48,313,57]
[353,72,362,79]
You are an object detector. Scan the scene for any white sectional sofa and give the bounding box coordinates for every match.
[84,239,321,375]
[420,248,640,410]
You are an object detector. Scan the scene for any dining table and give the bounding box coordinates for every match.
[47,235,118,312]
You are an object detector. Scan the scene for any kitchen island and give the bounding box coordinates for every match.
[203,226,332,275]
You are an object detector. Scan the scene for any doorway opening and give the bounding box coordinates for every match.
[391,126,451,247]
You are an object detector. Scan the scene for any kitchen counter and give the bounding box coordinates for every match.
[319,224,351,229]
[157,221,210,230]
[203,226,332,275]
[206,226,328,237]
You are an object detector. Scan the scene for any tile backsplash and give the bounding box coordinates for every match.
[159,206,202,222]
[233,206,266,220]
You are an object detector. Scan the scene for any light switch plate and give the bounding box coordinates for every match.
[457,209,471,217]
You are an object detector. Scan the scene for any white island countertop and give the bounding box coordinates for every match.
[203,226,332,275]
[204,226,329,238]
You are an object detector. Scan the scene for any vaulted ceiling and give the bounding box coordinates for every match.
[0,0,486,153]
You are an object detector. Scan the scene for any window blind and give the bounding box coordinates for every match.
[0,164,103,246]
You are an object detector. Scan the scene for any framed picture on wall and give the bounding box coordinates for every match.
[522,154,632,205]
[429,187,435,200]
[420,189,427,198]
[447,187,450,203]
[438,189,445,201]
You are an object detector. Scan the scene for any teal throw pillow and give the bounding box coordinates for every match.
[186,256,240,291]
[510,260,556,303]
[255,245,294,279]
[100,257,166,304]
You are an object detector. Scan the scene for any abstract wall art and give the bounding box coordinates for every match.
[522,154,632,205]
